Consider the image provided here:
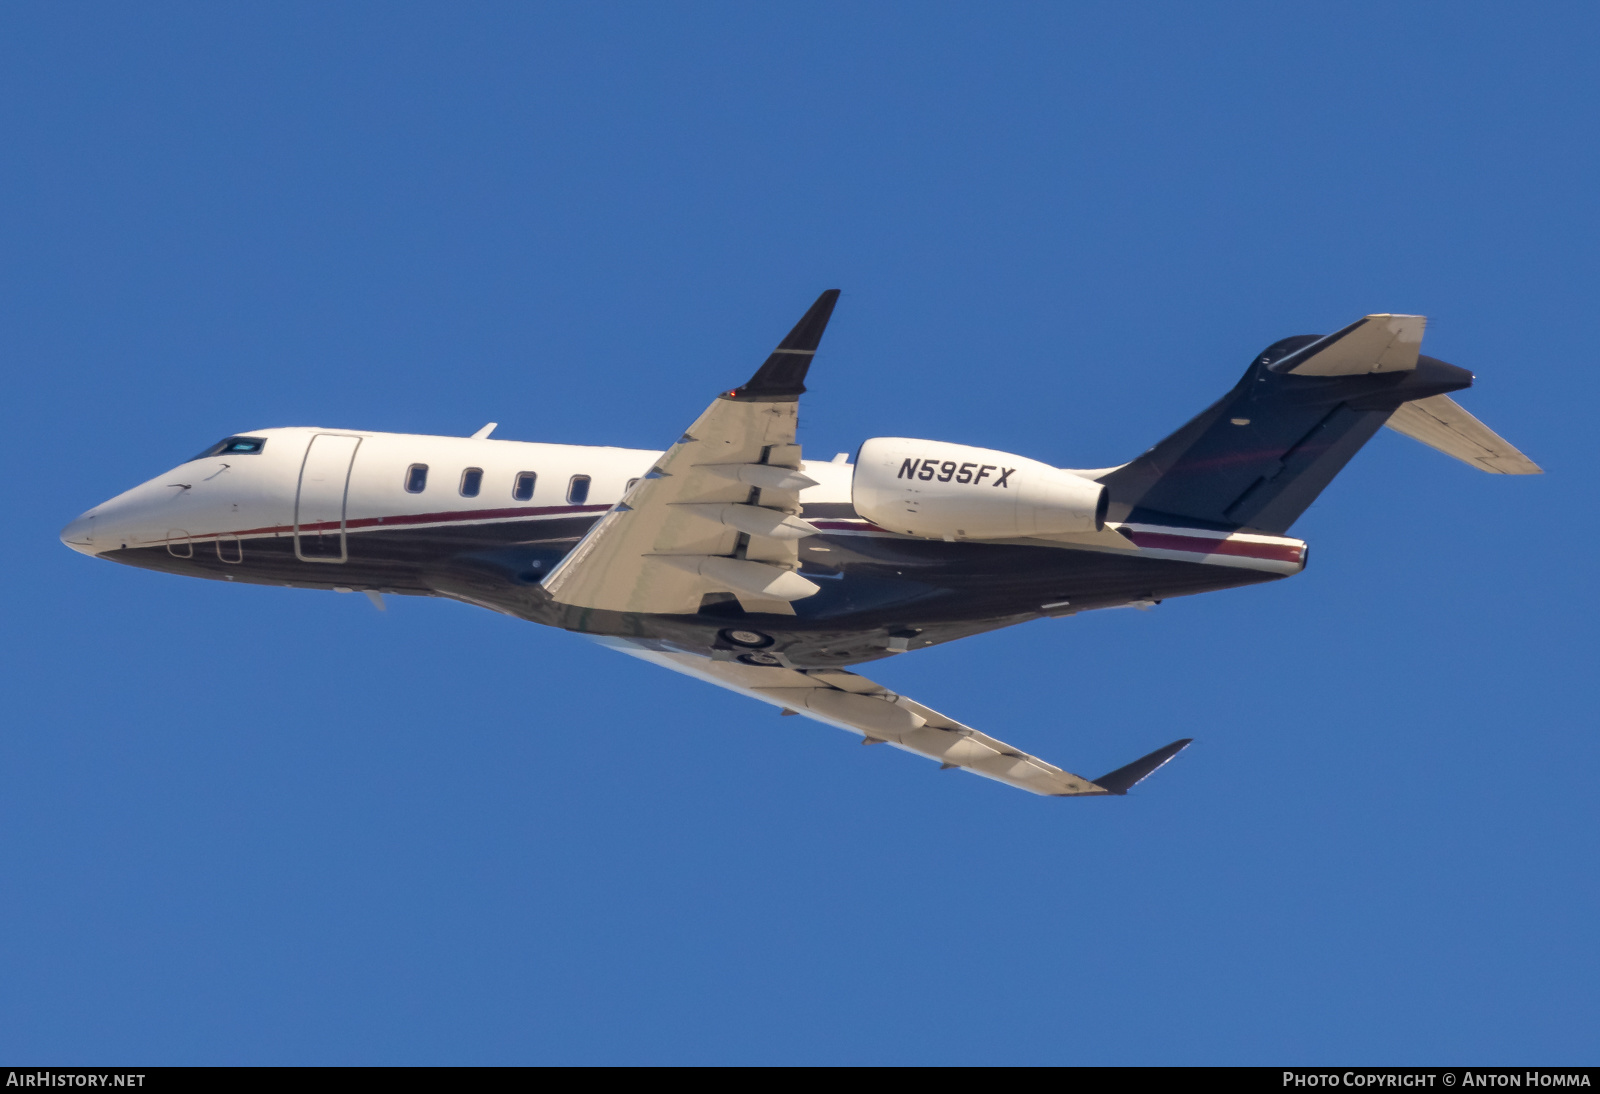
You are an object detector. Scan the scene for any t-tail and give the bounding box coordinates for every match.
[1099,314,1541,534]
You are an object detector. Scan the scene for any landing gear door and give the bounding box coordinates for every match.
[295,434,362,563]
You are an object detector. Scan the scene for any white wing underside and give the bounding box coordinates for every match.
[598,637,1116,796]
[546,291,1191,798]
[542,396,817,616]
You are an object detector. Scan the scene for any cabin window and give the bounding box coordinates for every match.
[513,472,537,501]
[567,475,591,504]
[625,478,640,492]
[191,436,267,461]
[460,467,483,497]
[216,535,243,564]
[405,464,429,493]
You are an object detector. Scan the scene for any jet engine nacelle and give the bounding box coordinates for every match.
[852,438,1108,540]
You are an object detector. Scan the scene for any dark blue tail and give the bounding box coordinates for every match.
[1099,329,1473,534]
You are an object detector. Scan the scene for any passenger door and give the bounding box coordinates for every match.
[295,434,362,562]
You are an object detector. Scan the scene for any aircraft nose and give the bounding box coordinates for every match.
[60,512,99,556]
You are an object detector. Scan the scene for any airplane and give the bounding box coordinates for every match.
[59,291,1540,798]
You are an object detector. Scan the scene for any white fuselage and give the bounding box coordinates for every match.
[60,427,858,558]
[59,422,1304,680]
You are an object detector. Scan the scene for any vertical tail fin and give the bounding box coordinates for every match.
[1100,316,1481,534]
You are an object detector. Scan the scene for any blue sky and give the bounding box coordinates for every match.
[2,1,1596,1064]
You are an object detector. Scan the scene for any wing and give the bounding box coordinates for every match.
[542,290,841,616]
[599,636,1191,797]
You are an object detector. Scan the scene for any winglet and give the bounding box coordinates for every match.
[1092,738,1193,795]
[729,289,841,401]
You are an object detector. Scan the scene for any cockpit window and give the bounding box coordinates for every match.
[191,436,267,461]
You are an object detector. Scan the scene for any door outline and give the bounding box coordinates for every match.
[294,434,362,563]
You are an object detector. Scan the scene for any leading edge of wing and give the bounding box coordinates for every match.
[595,637,1191,798]
[728,289,841,401]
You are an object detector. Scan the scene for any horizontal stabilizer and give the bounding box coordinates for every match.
[1385,394,1542,475]
[1276,314,1425,376]
[1092,738,1193,795]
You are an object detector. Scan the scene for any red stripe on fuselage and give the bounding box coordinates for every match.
[188,503,612,540]
[809,519,891,533]
[804,520,1302,564]
[1121,530,1303,564]
[173,507,1302,566]
[342,503,612,531]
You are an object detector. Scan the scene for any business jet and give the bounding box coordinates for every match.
[59,291,1539,797]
